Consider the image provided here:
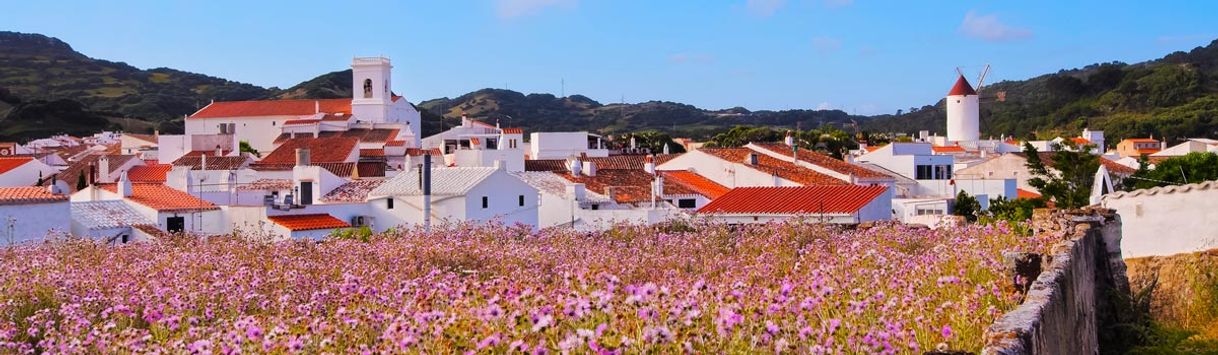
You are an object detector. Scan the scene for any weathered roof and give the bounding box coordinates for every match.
[511,171,614,204]
[524,154,680,172]
[370,167,498,197]
[322,179,385,203]
[247,162,386,177]
[70,200,156,230]
[236,179,293,192]
[699,148,848,186]
[171,156,250,171]
[697,185,887,215]
[749,143,889,179]
[557,169,698,203]
[260,137,358,165]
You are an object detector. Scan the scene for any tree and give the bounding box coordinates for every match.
[629,130,686,154]
[985,197,1046,223]
[1124,152,1218,190]
[239,140,261,158]
[75,171,87,191]
[1024,141,1101,209]
[952,190,981,222]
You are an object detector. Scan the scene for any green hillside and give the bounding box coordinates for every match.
[863,39,1218,145]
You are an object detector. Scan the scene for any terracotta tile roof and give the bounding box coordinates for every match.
[501,128,524,134]
[260,137,358,165]
[1016,188,1041,199]
[699,148,847,186]
[322,179,385,203]
[948,75,977,96]
[273,132,316,144]
[317,128,400,143]
[99,183,218,212]
[524,154,680,172]
[557,169,696,204]
[1135,148,1161,155]
[750,143,889,179]
[126,164,171,183]
[171,156,250,171]
[0,187,67,205]
[660,170,729,199]
[247,162,386,178]
[189,98,351,119]
[0,157,33,175]
[406,148,441,157]
[385,140,406,147]
[102,155,139,174]
[360,149,385,157]
[931,145,967,153]
[267,214,350,231]
[236,179,292,191]
[1070,137,1092,146]
[321,113,350,121]
[697,185,887,215]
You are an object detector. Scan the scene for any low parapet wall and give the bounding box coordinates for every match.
[982,209,1128,354]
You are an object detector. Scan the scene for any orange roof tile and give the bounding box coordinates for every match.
[267,214,350,231]
[0,157,34,175]
[99,183,218,212]
[1016,188,1041,199]
[127,164,171,183]
[1071,137,1091,145]
[697,185,887,215]
[1135,148,1161,155]
[660,170,729,199]
[501,128,524,134]
[524,155,680,172]
[260,137,358,165]
[360,149,386,157]
[0,187,68,205]
[931,145,967,153]
[385,140,406,147]
[699,148,847,186]
[558,170,697,203]
[751,143,889,179]
[282,119,320,126]
[189,99,351,119]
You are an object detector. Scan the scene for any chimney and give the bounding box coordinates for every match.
[315,100,320,114]
[569,158,582,176]
[296,148,311,167]
[582,161,597,176]
[97,157,111,183]
[630,136,637,150]
[117,171,133,198]
[662,143,671,155]
[747,152,759,166]
[784,131,794,146]
[200,154,207,171]
[643,155,656,174]
[214,145,223,157]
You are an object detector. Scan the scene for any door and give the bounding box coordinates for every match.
[300,181,313,205]
[166,216,185,233]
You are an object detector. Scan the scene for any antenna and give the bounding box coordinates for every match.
[976,64,991,91]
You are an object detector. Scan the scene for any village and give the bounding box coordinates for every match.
[0,56,1203,249]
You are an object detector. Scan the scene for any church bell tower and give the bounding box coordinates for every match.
[351,57,393,123]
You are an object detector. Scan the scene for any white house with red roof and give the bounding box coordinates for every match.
[72,172,224,235]
[0,156,59,187]
[695,185,892,225]
[0,186,70,244]
[185,57,421,153]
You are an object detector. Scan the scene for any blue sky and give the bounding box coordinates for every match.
[3,0,1215,115]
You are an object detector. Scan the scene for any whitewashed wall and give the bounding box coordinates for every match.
[1103,181,1218,258]
[0,201,70,245]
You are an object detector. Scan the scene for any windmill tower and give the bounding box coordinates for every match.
[945,65,989,144]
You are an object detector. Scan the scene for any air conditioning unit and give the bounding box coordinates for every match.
[350,216,371,227]
[218,123,228,134]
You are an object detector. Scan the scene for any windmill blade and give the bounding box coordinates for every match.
[955,67,965,78]
[976,64,991,91]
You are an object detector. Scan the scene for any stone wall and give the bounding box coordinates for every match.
[982,209,1129,354]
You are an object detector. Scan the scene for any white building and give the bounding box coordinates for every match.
[1151,138,1218,158]
[0,156,60,187]
[70,200,159,244]
[946,75,980,144]
[657,148,848,188]
[72,173,225,235]
[366,166,539,229]
[954,152,1135,195]
[529,132,609,160]
[1103,180,1218,258]
[0,186,70,245]
[185,57,422,153]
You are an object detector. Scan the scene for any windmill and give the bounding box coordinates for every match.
[959,64,1006,103]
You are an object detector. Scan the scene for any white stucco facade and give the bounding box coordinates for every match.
[0,200,70,245]
[1103,181,1218,258]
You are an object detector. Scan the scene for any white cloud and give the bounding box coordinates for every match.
[746,0,786,17]
[812,36,842,53]
[495,0,575,19]
[959,10,1032,42]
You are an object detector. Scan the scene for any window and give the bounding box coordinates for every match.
[677,199,697,208]
[387,198,394,209]
[916,165,933,180]
[482,196,488,209]
[363,79,373,98]
[591,204,599,210]
[120,235,129,244]
[518,195,525,206]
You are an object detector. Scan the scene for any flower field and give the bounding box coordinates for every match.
[0,221,1054,353]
